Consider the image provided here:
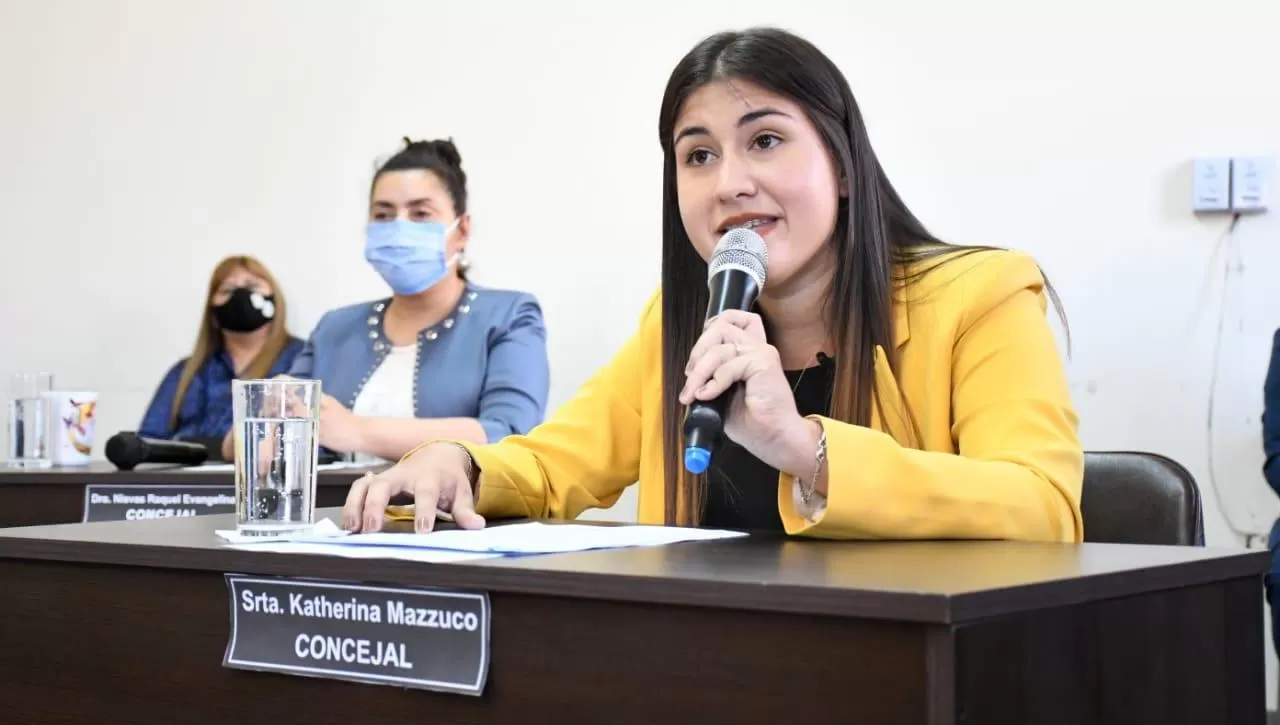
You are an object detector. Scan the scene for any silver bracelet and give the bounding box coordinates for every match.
[798,428,827,505]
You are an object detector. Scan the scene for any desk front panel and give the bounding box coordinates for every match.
[0,557,932,725]
[953,576,1264,725]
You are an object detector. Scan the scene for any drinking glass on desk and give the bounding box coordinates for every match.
[7,372,53,469]
[232,378,320,536]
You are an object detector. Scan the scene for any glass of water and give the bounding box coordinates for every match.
[232,378,321,536]
[7,372,54,469]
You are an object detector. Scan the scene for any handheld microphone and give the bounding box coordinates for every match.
[104,431,210,471]
[681,227,769,474]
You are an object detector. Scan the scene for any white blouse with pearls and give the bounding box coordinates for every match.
[349,343,419,463]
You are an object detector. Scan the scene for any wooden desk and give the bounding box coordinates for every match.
[0,510,1266,724]
[0,463,374,527]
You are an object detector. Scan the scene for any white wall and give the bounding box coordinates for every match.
[3,0,1280,700]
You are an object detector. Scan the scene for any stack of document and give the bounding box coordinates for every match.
[219,520,747,564]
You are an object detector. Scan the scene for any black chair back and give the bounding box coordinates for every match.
[1081,451,1205,546]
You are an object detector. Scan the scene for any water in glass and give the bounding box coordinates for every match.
[233,379,320,536]
[7,373,53,469]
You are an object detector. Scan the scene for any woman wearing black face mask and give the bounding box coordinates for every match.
[138,255,304,443]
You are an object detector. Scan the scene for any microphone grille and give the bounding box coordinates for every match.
[708,227,769,286]
[104,432,144,469]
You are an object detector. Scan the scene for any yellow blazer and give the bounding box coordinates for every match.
[406,249,1084,543]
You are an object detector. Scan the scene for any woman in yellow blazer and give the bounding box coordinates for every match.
[343,27,1084,543]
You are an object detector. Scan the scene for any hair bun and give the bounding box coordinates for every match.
[401,136,434,151]
[397,136,462,169]
[426,138,462,169]
[375,136,469,214]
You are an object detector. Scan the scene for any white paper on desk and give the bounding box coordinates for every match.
[224,540,500,564]
[326,522,747,555]
[185,461,372,473]
[214,517,350,545]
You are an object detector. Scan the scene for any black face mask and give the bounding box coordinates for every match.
[212,287,276,333]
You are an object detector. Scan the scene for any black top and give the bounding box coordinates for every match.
[700,354,835,532]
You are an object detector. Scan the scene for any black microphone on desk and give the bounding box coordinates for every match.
[104,431,209,471]
[682,226,769,475]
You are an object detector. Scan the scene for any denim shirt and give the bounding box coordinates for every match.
[138,338,305,440]
[288,284,550,443]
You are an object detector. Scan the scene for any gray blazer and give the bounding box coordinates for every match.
[289,284,550,443]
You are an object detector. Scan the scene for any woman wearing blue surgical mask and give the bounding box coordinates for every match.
[223,138,550,463]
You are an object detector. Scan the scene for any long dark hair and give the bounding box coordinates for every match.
[657,27,1064,525]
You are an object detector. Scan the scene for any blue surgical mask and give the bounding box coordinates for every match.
[364,219,460,295]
